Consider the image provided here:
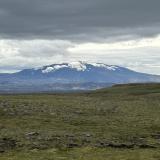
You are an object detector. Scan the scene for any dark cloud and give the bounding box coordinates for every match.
[0,0,160,40]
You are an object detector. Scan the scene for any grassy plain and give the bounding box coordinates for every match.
[0,83,160,159]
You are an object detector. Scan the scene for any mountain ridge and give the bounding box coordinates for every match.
[0,61,160,93]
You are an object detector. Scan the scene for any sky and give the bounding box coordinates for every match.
[0,0,160,74]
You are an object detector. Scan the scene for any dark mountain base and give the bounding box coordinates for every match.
[0,83,113,93]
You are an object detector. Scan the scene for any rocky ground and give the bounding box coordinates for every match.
[0,83,160,159]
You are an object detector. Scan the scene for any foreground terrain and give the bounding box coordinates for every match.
[0,83,160,159]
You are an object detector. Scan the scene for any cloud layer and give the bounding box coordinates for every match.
[0,37,160,75]
[0,0,160,74]
[0,0,160,39]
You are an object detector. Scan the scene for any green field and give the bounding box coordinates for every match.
[0,83,160,160]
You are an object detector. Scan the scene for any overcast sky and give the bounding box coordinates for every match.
[0,0,160,74]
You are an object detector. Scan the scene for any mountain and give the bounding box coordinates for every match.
[0,61,160,93]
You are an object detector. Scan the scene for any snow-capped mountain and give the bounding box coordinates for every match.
[14,61,160,83]
[40,62,118,73]
[0,61,159,93]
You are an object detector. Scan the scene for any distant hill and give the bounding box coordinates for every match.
[0,61,160,93]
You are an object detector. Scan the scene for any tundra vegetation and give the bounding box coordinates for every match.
[0,83,160,160]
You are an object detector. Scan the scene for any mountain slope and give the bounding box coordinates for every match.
[0,61,160,92]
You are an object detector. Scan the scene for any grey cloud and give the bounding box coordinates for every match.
[0,0,160,40]
[0,0,160,75]
[0,38,160,75]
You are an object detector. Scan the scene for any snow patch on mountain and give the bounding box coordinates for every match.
[68,62,87,71]
[42,62,87,73]
[42,67,55,73]
[91,63,118,71]
[41,61,119,73]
